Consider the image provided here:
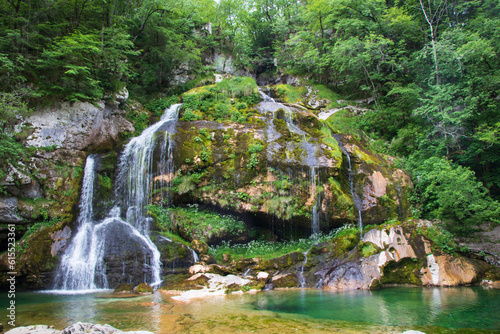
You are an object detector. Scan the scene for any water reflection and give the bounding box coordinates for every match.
[251,287,499,331]
[1,287,498,334]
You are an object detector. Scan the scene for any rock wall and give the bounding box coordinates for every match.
[171,221,498,294]
[0,98,134,289]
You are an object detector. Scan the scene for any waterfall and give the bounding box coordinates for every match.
[54,104,182,292]
[191,249,199,263]
[258,89,322,236]
[53,155,110,291]
[336,137,363,237]
[117,104,182,231]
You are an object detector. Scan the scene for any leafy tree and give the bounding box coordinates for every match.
[409,157,500,235]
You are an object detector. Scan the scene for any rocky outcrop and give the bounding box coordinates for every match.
[22,101,133,151]
[0,97,136,289]
[5,323,154,334]
[153,81,412,239]
[169,222,497,296]
[307,224,492,291]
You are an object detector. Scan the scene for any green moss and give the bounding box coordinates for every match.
[360,242,380,257]
[329,227,360,257]
[351,145,381,166]
[134,282,153,293]
[322,137,343,166]
[163,275,209,291]
[114,283,134,293]
[272,84,307,103]
[325,109,359,136]
[382,258,423,285]
[309,83,340,109]
[167,205,247,243]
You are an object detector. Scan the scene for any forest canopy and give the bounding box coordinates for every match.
[1,0,499,236]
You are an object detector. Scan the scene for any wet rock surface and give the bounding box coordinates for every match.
[5,323,154,334]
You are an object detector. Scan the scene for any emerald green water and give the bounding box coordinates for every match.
[252,287,500,332]
[1,287,499,333]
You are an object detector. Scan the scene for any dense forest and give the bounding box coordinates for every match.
[1,0,499,237]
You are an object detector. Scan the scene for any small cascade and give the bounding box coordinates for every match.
[298,251,308,288]
[191,249,199,263]
[335,137,363,237]
[310,167,320,236]
[159,235,199,265]
[54,104,182,291]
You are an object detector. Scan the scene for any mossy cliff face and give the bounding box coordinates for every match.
[151,80,412,237]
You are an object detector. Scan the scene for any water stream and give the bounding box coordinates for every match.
[54,104,183,292]
[298,251,309,288]
[335,136,363,237]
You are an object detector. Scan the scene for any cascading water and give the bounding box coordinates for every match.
[335,137,363,237]
[258,89,322,236]
[310,167,320,236]
[53,155,110,291]
[117,104,182,227]
[298,251,309,288]
[54,104,182,291]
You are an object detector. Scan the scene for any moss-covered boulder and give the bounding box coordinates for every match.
[271,273,300,288]
[134,282,153,294]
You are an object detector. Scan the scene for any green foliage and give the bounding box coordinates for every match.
[147,205,173,230]
[0,92,31,193]
[417,225,459,255]
[181,110,201,122]
[168,205,247,242]
[173,172,205,195]
[181,77,259,123]
[209,224,356,261]
[248,143,263,154]
[409,157,500,235]
[125,108,149,136]
[145,97,178,116]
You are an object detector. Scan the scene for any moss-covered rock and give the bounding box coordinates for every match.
[382,258,424,285]
[191,239,208,255]
[114,283,134,293]
[134,282,153,294]
[271,273,300,288]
